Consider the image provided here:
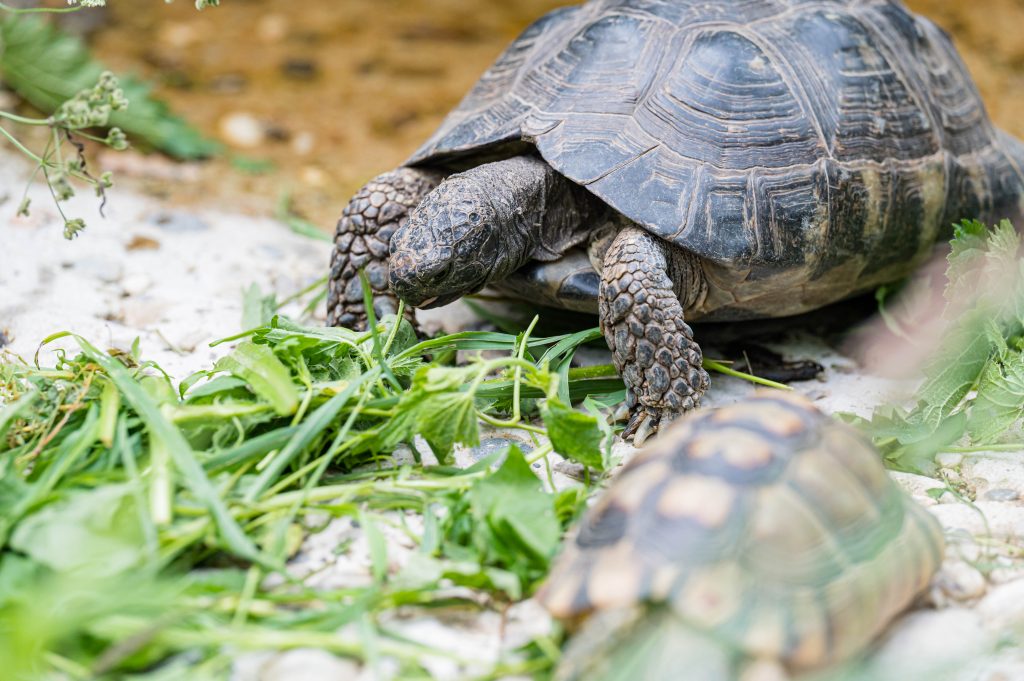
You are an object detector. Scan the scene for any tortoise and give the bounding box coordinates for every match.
[328,0,1024,442]
[536,392,945,681]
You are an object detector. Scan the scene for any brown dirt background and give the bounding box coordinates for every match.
[87,0,1024,230]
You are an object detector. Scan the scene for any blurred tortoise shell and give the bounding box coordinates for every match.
[537,392,944,676]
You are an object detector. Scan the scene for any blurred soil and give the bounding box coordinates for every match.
[77,0,1024,229]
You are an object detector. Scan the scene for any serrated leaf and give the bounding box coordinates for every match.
[968,346,1024,444]
[916,320,993,426]
[540,396,606,471]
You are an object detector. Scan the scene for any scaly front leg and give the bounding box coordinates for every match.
[599,226,709,444]
[327,167,443,330]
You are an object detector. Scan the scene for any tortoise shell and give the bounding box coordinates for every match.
[409,0,1024,319]
[536,392,944,672]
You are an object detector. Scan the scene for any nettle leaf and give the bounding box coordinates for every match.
[842,407,965,475]
[917,319,994,426]
[214,342,299,416]
[541,396,607,471]
[968,343,1024,444]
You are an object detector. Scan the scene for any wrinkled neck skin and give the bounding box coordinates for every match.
[389,154,605,307]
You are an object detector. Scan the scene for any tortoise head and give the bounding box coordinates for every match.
[389,177,505,309]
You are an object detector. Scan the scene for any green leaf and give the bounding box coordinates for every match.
[74,337,268,567]
[215,341,299,416]
[916,319,994,426]
[10,484,144,576]
[242,284,277,329]
[0,389,37,443]
[541,396,606,471]
[467,445,560,573]
[0,15,219,159]
[416,392,479,464]
[968,344,1024,444]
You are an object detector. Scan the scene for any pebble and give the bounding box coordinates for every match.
[120,298,164,328]
[281,58,320,81]
[219,112,266,148]
[466,437,531,463]
[149,211,211,233]
[257,14,289,43]
[292,131,316,156]
[73,256,124,284]
[936,560,988,602]
[209,73,249,95]
[984,488,1020,502]
[937,452,965,468]
[866,609,990,679]
[158,22,200,48]
[122,274,153,297]
[976,579,1024,631]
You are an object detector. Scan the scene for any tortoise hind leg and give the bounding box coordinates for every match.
[598,226,709,444]
[327,167,444,329]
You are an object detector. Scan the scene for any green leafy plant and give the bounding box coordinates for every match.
[0,2,218,237]
[846,219,1024,473]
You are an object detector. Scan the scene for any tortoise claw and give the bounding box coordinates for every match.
[622,410,659,446]
[609,403,630,425]
[633,416,657,447]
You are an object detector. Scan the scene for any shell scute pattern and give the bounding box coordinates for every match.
[538,393,945,669]
[408,0,1024,318]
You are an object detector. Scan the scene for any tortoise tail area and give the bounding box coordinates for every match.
[554,606,783,681]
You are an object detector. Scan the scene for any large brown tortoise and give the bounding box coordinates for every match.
[536,392,945,681]
[328,0,1024,442]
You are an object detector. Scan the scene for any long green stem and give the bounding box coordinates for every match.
[0,124,45,163]
[0,2,82,13]
[703,359,793,391]
[0,110,50,126]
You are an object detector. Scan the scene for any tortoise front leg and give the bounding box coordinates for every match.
[327,167,443,329]
[599,226,709,444]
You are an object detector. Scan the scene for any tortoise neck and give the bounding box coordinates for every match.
[468,155,605,275]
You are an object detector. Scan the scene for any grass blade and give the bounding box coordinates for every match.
[73,336,270,567]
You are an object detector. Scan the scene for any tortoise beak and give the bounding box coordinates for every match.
[417,292,461,309]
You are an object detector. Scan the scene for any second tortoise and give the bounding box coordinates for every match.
[328,0,1024,441]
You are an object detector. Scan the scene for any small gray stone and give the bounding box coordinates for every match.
[149,211,211,233]
[74,256,124,284]
[937,452,965,469]
[936,560,988,602]
[468,437,533,463]
[984,488,1020,502]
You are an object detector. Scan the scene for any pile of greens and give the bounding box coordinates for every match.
[0,290,635,679]
[850,219,1024,474]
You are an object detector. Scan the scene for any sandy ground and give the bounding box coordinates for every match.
[2,146,1024,679]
